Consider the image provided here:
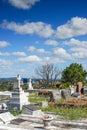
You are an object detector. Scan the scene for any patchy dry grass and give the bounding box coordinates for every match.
[29,92,87,120]
[28,92,49,106]
[42,106,87,120]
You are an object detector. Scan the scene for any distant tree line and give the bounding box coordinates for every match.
[35,63,87,88]
[0,81,13,91]
[0,63,87,91]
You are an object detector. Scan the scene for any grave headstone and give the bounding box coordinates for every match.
[50,91,61,103]
[83,86,87,94]
[76,82,83,94]
[61,89,71,99]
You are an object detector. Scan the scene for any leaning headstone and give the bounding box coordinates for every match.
[61,89,71,99]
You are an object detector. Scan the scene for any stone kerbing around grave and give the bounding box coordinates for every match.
[51,120,87,129]
[22,104,43,117]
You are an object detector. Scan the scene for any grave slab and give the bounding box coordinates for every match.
[0,112,15,124]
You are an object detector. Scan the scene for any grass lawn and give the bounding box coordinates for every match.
[29,92,87,120]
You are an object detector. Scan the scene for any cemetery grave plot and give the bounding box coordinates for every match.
[11,118,27,125]
[58,97,87,107]
[49,94,87,107]
[49,89,87,108]
[29,90,87,108]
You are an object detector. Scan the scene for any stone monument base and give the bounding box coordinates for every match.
[22,104,43,117]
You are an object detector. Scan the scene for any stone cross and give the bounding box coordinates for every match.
[17,74,21,88]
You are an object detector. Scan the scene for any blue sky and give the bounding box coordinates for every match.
[0,0,87,78]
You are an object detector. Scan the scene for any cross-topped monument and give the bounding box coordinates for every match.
[8,74,29,110]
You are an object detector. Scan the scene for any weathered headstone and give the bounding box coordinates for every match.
[50,91,61,103]
[83,86,87,94]
[61,89,71,99]
[76,82,83,94]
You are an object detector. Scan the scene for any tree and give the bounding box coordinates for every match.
[35,64,61,88]
[62,63,87,85]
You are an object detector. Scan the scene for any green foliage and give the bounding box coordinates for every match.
[28,92,49,106]
[60,82,70,89]
[11,110,22,116]
[0,81,13,91]
[62,63,87,85]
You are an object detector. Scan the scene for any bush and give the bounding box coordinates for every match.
[60,82,70,89]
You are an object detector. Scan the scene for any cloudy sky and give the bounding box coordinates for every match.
[0,0,87,78]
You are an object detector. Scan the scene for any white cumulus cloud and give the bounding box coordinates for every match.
[12,51,26,56]
[18,55,41,62]
[8,0,40,9]
[56,17,87,39]
[45,39,58,46]
[72,51,87,59]
[54,47,71,59]
[63,38,87,59]
[1,20,54,38]
[27,46,36,52]
[0,52,10,56]
[0,41,10,48]
[71,46,87,59]
[64,38,87,48]
[27,46,45,54]
[0,59,11,69]
[37,49,45,54]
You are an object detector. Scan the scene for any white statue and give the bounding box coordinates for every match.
[28,78,33,90]
[70,85,75,95]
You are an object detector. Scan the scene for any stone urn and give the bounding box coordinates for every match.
[43,115,53,127]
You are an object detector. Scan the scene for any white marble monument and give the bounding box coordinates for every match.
[27,78,33,90]
[8,74,29,110]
